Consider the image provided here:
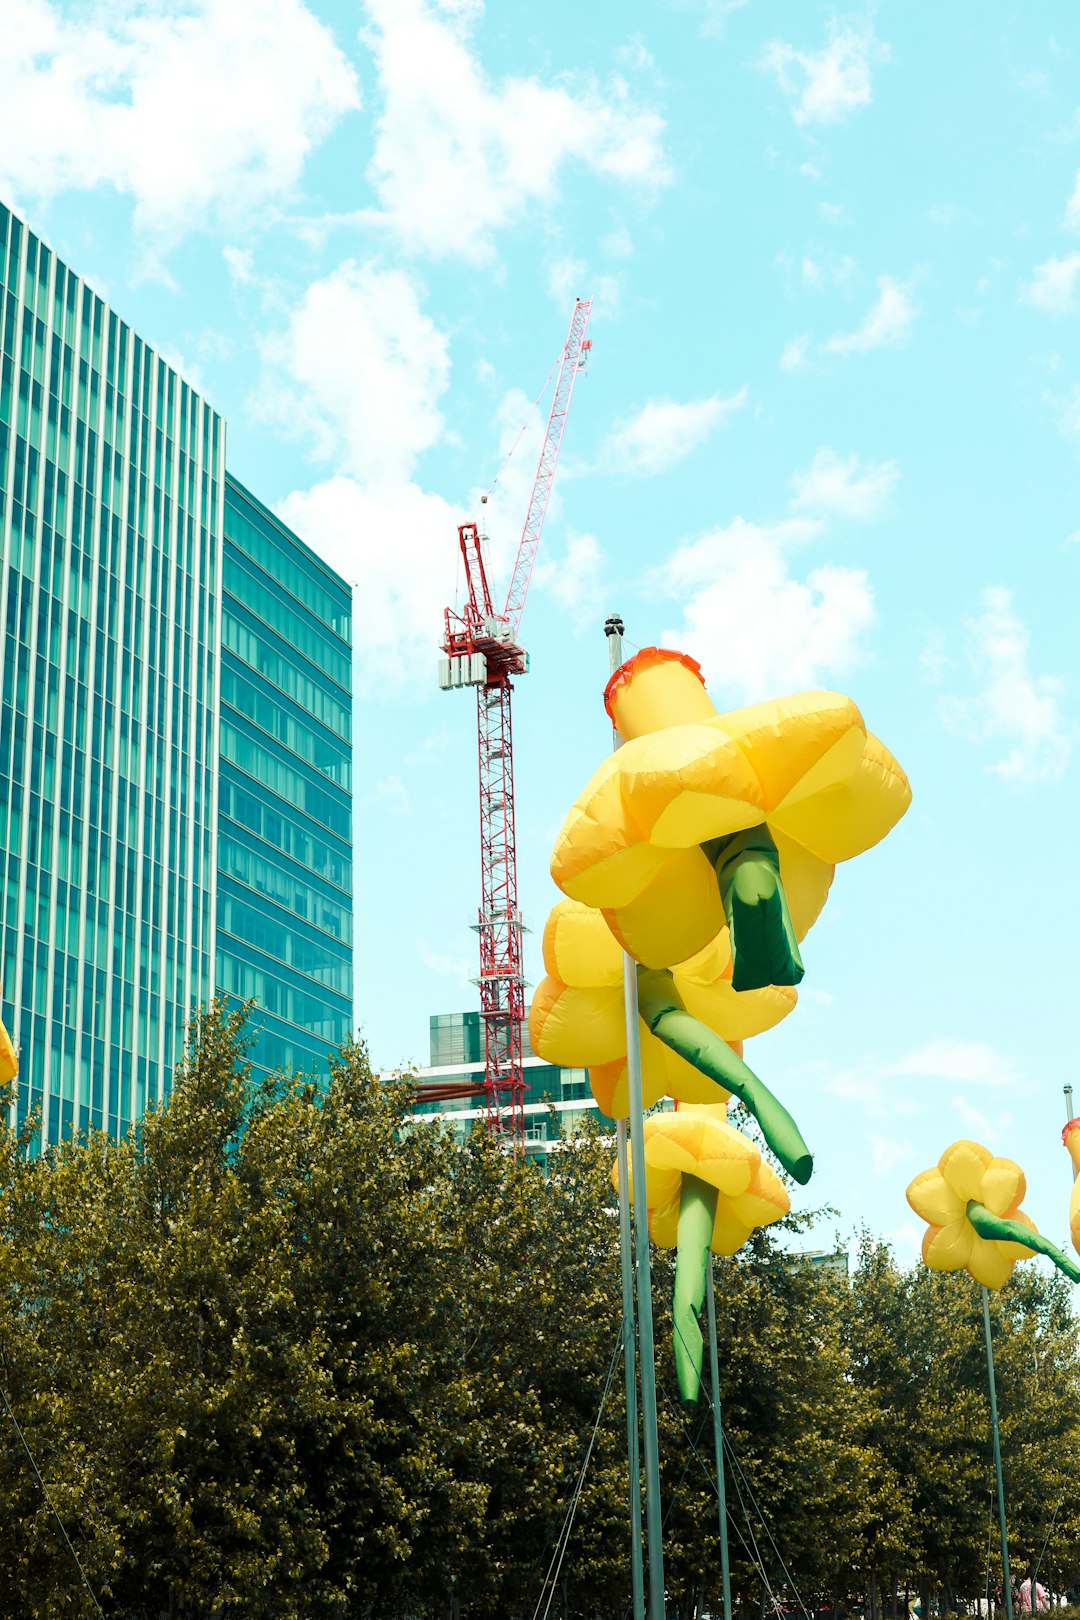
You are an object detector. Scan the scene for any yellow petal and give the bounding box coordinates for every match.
[542,899,623,988]
[768,732,911,864]
[616,720,766,849]
[771,829,835,941]
[551,753,670,906]
[603,846,724,969]
[979,1157,1026,1219]
[923,1217,974,1272]
[907,1167,965,1228]
[710,1206,756,1255]
[939,1140,993,1204]
[528,980,625,1067]
[0,1021,17,1083]
[721,691,866,808]
[967,1233,1021,1290]
[674,962,797,1041]
[588,1029,673,1118]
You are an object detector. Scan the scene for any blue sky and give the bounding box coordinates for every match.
[5,0,1080,1261]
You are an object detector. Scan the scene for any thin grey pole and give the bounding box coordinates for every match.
[982,1285,1014,1620]
[605,614,665,1620]
[1065,1085,1074,1124]
[617,1119,644,1620]
[705,1263,732,1620]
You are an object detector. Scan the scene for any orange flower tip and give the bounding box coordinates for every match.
[1064,1118,1080,1147]
[603,647,706,724]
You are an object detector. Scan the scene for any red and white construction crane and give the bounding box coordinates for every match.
[438,298,593,1148]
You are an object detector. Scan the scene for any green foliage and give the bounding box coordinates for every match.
[0,1005,1078,1618]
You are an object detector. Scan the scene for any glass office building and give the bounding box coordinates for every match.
[0,198,355,1140]
[215,477,353,1083]
[0,202,222,1143]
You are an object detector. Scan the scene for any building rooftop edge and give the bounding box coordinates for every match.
[1,194,226,423]
[225,470,353,603]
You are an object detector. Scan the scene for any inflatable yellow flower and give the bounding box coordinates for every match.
[1062,1118,1080,1258]
[615,1102,789,1403]
[0,1021,16,1084]
[907,1140,1080,1289]
[551,648,910,986]
[529,897,811,1182]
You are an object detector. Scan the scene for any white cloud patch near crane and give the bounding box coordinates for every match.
[601,390,747,477]
[657,516,875,700]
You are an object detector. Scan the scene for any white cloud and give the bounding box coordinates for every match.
[0,0,359,238]
[825,1038,1021,1122]
[259,260,451,486]
[1064,171,1080,231]
[780,333,812,372]
[657,516,875,699]
[823,276,916,355]
[1060,384,1080,443]
[546,255,622,319]
[1021,253,1080,315]
[888,1038,1018,1090]
[800,251,855,290]
[532,532,606,631]
[940,587,1070,782]
[700,0,749,39]
[761,19,889,127]
[602,390,747,477]
[372,774,411,812]
[952,1095,993,1137]
[790,447,899,520]
[418,939,474,987]
[360,0,670,261]
[871,1135,913,1176]
[278,475,464,693]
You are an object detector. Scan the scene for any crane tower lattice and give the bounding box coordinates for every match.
[439,298,592,1147]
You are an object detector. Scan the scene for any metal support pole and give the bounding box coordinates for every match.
[617,1118,644,1620]
[606,614,665,1620]
[982,1285,1014,1620]
[705,1263,732,1620]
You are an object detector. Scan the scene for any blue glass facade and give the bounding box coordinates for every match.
[216,477,353,1082]
[0,201,221,1144]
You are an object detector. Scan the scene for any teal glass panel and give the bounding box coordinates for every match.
[216,474,353,1084]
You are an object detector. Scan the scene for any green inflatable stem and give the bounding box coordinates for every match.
[673,1173,718,1407]
[966,1201,1080,1285]
[636,968,813,1185]
[711,826,804,992]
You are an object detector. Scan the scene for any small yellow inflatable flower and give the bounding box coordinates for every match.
[551,648,910,982]
[617,1104,790,1253]
[907,1141,1044,1289]
[616,1102,789,1403]
[0,1021,17,1084]
[1062,1118,1080,1258]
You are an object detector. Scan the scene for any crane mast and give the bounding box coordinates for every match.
[439,299,592,1147]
